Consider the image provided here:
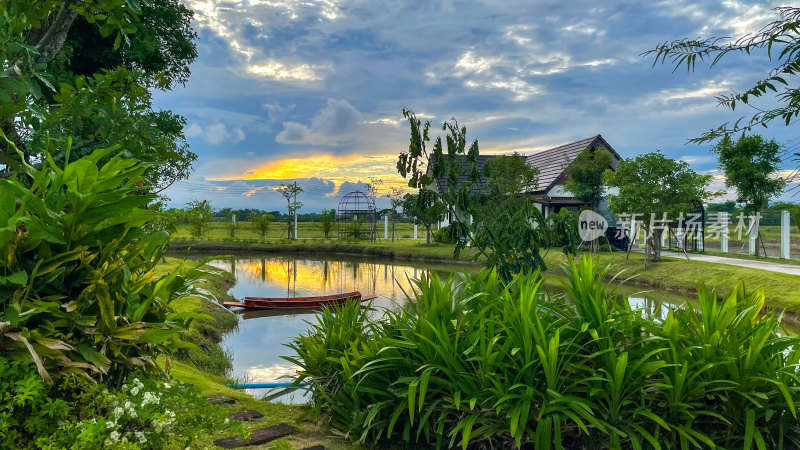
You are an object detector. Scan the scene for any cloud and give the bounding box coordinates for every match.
[276,99,362,144]
[185,122,246,145]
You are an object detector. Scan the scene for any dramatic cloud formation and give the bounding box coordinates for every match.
[156,0,798,210]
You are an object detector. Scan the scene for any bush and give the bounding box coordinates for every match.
[286,256,800,449]
[0,360,242,449]
[0,147,213,384]
[432,225,456,244]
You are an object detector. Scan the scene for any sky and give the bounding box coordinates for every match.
[155,0,799,212]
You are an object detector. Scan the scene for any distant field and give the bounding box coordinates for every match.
[174,220,427,241]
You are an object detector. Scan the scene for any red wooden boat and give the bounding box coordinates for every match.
[223,291,377,310]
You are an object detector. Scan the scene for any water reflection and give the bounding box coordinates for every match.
[207,255,469,401]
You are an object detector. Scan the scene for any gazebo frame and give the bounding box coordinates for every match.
[337,191,377,241]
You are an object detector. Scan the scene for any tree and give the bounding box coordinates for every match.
[644,7,800,143]
[276,183,303,239]
[320,208,336,239]
[402,190,446,244]
[604,152,713,262]
[481,152,538,199]
[251,213,274,239]
[0,0,198,190]
[712,134,786,255]
[397,109,551,280]
[388,187,406,241]
[563,147,614,210]
[186,200,212,237]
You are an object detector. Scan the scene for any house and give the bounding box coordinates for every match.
[429,134,622,218]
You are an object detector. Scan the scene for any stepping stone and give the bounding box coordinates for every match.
[227,409,263,421]
[300,446,325,450]
[206,395,236,405]
[214,423,295,448]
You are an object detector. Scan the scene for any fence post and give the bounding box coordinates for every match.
[384,215,388,240]
[721,224,728,253]
[232,214,236,238]
[749,217,757,255]
[414,224,418,240]
[782,210,791,259]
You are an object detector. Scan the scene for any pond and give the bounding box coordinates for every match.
[205,254,694,403]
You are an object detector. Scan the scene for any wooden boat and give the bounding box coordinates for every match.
[223,291,377,310]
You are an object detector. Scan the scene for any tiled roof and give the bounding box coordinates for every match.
[526,134,620,193]
[429,134,620,195]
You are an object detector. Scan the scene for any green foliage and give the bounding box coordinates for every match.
[604,151,713,261]
[56,0,198,90]
[645,7,800,142]
[546,208,581,255]
[320,208,336,238]
[401,189,446,244]
[563,147,614,209]
[0,360,242,449]
[251,213,274,239]
[186,200,212,237]
[481,152,538,197]
[712,134,786,214]
[432,225,455,244]
[287,256,800,449]
[0,145,212,383]
[397,109,553,276]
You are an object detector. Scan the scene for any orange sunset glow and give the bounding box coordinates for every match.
[207,153,409,193]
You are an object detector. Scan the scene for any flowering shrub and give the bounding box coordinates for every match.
[0,360,242,449]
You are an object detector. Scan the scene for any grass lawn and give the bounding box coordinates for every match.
[544,251,800,313]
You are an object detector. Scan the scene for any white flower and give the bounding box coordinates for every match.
[163,382,171,389]
[106,420,116,429]
[135,431,147,444]
[131,386,140,396]
[109,431,120,442]
[142,391,160,406]
[113,406,124,418]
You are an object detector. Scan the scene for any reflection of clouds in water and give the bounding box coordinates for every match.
[243,362,299,383]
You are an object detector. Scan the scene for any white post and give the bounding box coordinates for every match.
[384,215,388,240]
[661,229,666,248]
[630,220,637,245]
[698,229,704,252]
[676,226,683,249]
[749,217,757,255]
[721,226,728,253]
[782,210,791,259]
[232,214,236,237]
[294,213,298,240]
[414,224,418,240]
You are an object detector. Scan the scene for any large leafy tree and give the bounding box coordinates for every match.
[0,0,198,191]
[644,7,800,142]
[604,152,713,262]
[712,134,786,214]
[712,134,786,256]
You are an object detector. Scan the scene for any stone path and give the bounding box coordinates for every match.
[651,250,800,276]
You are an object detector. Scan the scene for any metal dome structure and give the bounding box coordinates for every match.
[338,191,377,241]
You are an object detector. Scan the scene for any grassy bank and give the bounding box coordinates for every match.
[169,237,481,264]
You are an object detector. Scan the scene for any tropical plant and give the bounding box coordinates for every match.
[0,144,212,384]
[320,208,336,239]
[287,256,800,449]
[251,213,274,239]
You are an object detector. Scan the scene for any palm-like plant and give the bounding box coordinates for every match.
[286,256,800,449]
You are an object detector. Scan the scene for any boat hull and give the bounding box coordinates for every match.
[223,292,377,310]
